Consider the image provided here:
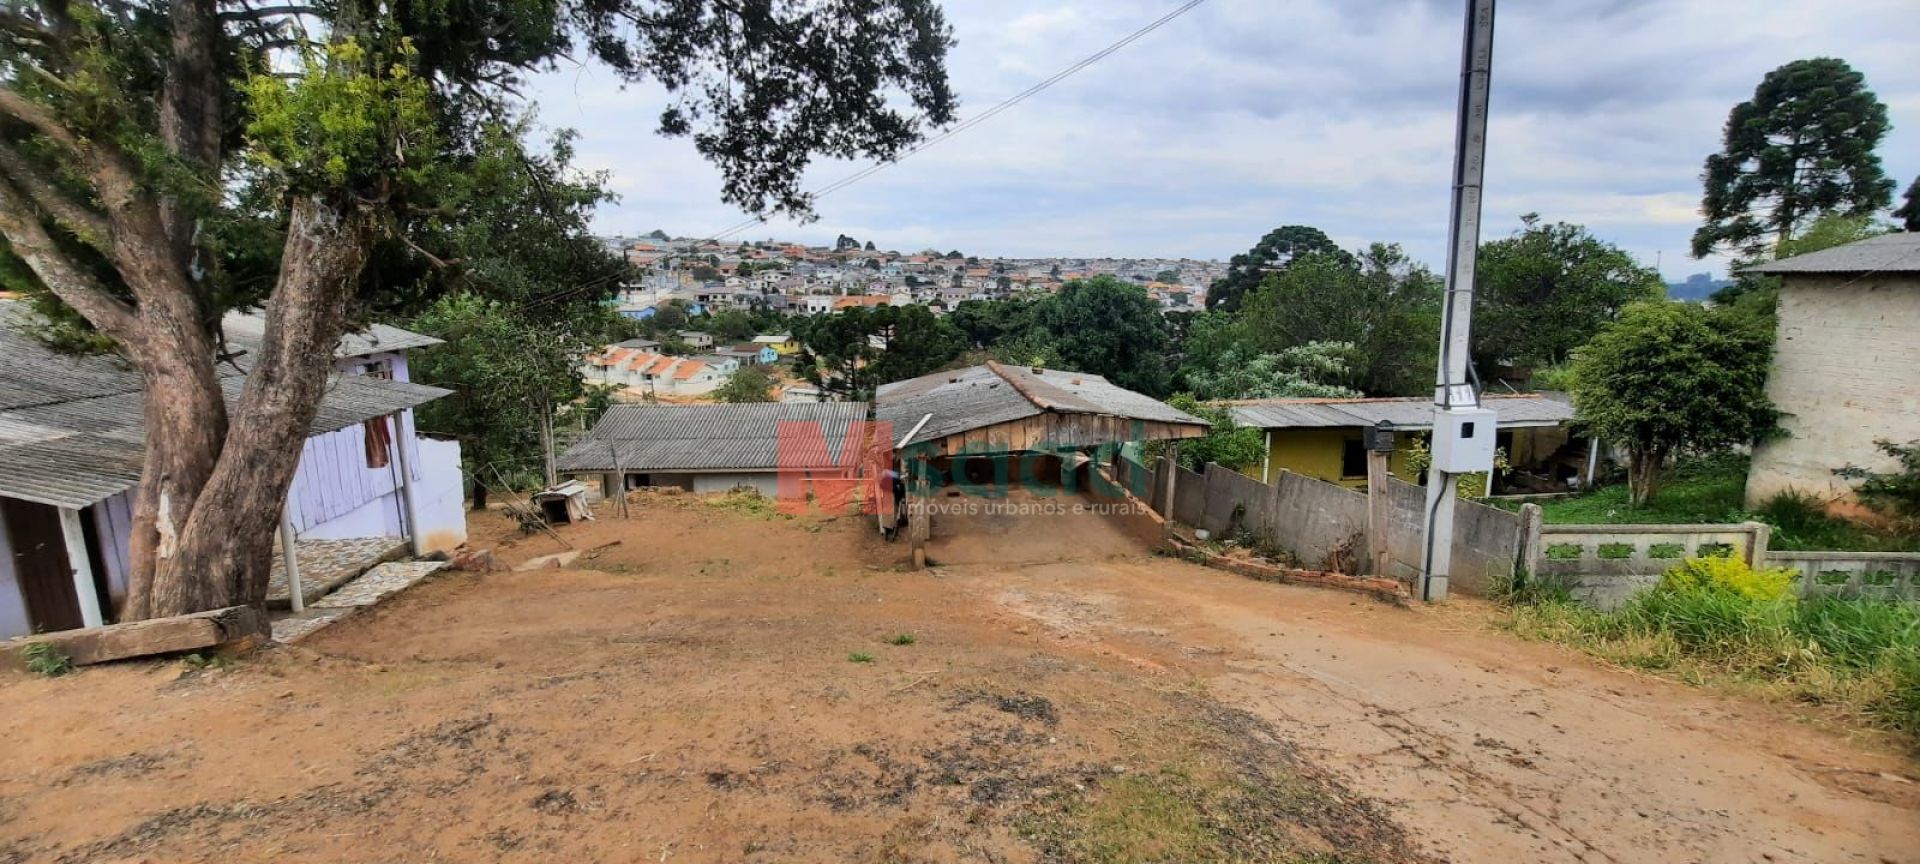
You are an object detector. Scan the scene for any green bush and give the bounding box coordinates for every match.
[1502,556,1920,743]
[1658,555,1796,601]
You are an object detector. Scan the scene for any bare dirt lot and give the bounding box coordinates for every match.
[2,495,1916,863]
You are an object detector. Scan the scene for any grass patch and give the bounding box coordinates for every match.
[846,651,875,664]
[706,488,786,520]
[1502,557,1920,746]
[22,641,72,677]
[886,633,917,646]
[1493,453,1919,552]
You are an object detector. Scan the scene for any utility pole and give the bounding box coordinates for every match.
[1419,0,1498,602]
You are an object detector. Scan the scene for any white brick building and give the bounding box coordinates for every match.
[1743,233,1920,510]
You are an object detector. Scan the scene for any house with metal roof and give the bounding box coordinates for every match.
[1742,232,1920,510]
[1225,394,1579,492]
[0,304,466,639]
[875,362,1208,566]
[556,402,870,498]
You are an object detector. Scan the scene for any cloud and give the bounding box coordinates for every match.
[525,0,1920,278]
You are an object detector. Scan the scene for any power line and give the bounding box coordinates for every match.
[702,0,1211,245]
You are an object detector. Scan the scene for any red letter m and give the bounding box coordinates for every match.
[776,419,893,515]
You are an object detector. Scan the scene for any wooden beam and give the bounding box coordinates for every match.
[1,606,268,668]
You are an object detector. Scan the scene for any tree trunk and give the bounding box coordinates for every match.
[129,198,377,617]
[119,319,228,621]
[471,478,490,511]
[1626,446,1666,508]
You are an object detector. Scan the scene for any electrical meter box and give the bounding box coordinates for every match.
[1429,407,1497,473]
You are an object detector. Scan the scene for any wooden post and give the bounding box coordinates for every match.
[1162,442,1180,536]
[279,502,304,613]
[57,507,104,629]
[393,411,425,556]
[539,402,558,488]
[1365,450,1392,577]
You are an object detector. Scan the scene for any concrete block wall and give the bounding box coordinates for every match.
[1381,477,1527,596]
[1747,273,1920,507]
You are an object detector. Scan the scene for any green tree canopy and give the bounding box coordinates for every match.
[1165,395,1263,472]
[1569,302,1776,505]
[1182,342,1362,401]
[1030,276,1173,396]
[794,304,963,400]
[1473,215,1664,369]
[1693,58,1894,258]
[1895,177,1920,232]
[0,0,958,620]
[713,366,776,403]
[1206,225,1350,312]
[1235,244,1441,396]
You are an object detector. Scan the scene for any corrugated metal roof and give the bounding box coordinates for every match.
[874,362,1207,444]
[1743,232,1920,275]
[556,402,870,474]
[1226,394,1573,431]
[221,310,444,357]
[0,302,450,508]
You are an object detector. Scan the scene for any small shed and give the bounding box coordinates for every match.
[874,362,1208,564]
[533,481,595,524]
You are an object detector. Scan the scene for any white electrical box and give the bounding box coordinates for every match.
[1429,407,1497,473]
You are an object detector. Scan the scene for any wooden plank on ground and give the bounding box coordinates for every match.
[0,606,269,668]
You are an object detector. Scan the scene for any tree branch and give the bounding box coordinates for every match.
[0,86,83,154]
[218,4,323,20]
[0,139,112,252]
[0,175,137,340]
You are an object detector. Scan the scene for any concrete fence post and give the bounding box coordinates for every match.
[1744,520,1772,570]
[1518,503,1545,582]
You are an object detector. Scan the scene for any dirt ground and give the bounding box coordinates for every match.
[1,494,1916,863]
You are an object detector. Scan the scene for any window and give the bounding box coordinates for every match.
[363,416,392,469]
[1340,437,1366,479]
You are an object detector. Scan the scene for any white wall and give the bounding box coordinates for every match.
[414,436,467,552]
[1748,274,1920,506]
[0,507,30,639]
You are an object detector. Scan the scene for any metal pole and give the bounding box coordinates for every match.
[1419,0,1496,603]
[279,503,304,613]
[393,411,425,556]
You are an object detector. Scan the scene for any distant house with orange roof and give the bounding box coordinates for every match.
[578,345,740,397]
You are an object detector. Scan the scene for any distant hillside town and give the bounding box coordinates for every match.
[598,230,1225,319]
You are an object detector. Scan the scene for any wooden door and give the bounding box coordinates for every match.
[2,498,81,632]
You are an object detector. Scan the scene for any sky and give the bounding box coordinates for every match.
[525,0,1920,281]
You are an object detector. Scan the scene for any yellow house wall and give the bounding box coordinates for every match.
[1236,427,1558,490]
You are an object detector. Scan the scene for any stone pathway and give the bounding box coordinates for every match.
[266,536,405,608]
[270,560,448,644]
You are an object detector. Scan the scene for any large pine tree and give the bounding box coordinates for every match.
[1692,58,1893,259]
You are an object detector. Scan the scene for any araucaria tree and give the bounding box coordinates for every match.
[1895,177,1920,232]
[1569,303,1776,506]
[1205,225,1349,313]
[1692,58,1894,259]
[0,0,955,621]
